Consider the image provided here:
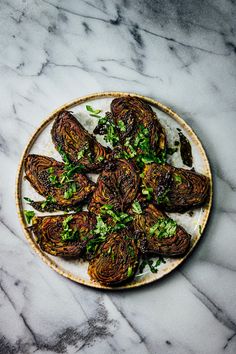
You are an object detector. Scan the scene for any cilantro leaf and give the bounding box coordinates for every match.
[132,201,142,214]
[61,215,79,242]
[118,120,126,132]
[149,218,177,239]
[86,105,102,115]
[24,210,35,224]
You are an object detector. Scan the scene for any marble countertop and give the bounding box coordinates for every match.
[1,0,236,353]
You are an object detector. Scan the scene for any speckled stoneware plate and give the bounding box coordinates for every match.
[16,92,212,290]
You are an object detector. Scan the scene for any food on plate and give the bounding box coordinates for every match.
[177,129,193,167]
[88,230,139,285]
[31,212,96,257]
[22,96,210,287]
[142,163,209,212]
[24,154,95,208]
[51,111,110,171]
[88,159,139,215]
[110,97,166,164]
[132,204,191,256]
[111,97,166,152]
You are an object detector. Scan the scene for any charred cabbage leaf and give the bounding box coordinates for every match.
[31,212,96,257]
[132,204,191,256]
[51,111,110,171]
[88,229,139,285]
[142,163,210,212]
[88,159,139,214]
[110,97,166,163]
[24,154,95,207]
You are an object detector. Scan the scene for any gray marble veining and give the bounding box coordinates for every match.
[0,0,236,353]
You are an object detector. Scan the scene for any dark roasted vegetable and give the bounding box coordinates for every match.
[132,204,191,256]
[51,111,110,171]
[24,154,95,207]
[142,163,209,212]
[178,129,193,167]
[110,97,166,161]
[31,212,96,257]
[88,159,139,214]
[88,229,139,285]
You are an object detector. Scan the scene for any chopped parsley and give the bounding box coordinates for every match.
[86,206,133,254]
[64,182,77,199]
[86,105,102,116]
[174,174,182,184]
[118,120,126,132]
[93,215,110,237]
[149,218,177,239]
[139,257,166,274]
[47,167,54,174]
[114,124,167,167]
[86,215,109,253]
[51,146,84,200]
[104,123,119,146]
[24,197,33,203]
[127,266,133,277]
[41,195,56,209]
[100,205,133,229]
[142,186,153,201]
[132,201,142,214]
[24,210,35,224]
[48,163,64,186]
[61,215,79,242]
[77,143,93,162]
[58,145,70,165]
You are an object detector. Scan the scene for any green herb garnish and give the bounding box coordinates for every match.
[127,266,133,277]
[86,105,102,115]
[118,120,126,132]
[86,206,133,254]
[139,257,166,274]
[104,123,119,146]
[77,143,92,161]
[149,218,177,239]
[61,215,79,242]
[58,145,70,165]
[24,210,35,224]
[47,167,54,174]
[100,205,133,229]
[64,182,77,199]
[142,186,153,201]
[132,201,142,214]
[24,197,34,203]
[41,195,56,209]
[174,174,182,184]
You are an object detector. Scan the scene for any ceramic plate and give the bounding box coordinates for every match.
[16,92,212,290]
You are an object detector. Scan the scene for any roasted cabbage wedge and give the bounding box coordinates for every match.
[31,212,96,257]
[25,154,95,207]
[88,229,139,285]
[111,96,166,155]
[51,111,110,171]
[142,163,210,212]
[88,159,139,214]
[132,204,191,256]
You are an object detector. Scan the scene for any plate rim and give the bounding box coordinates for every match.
[15,91,213,290]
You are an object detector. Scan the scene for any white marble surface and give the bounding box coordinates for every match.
[1,0,236,353]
